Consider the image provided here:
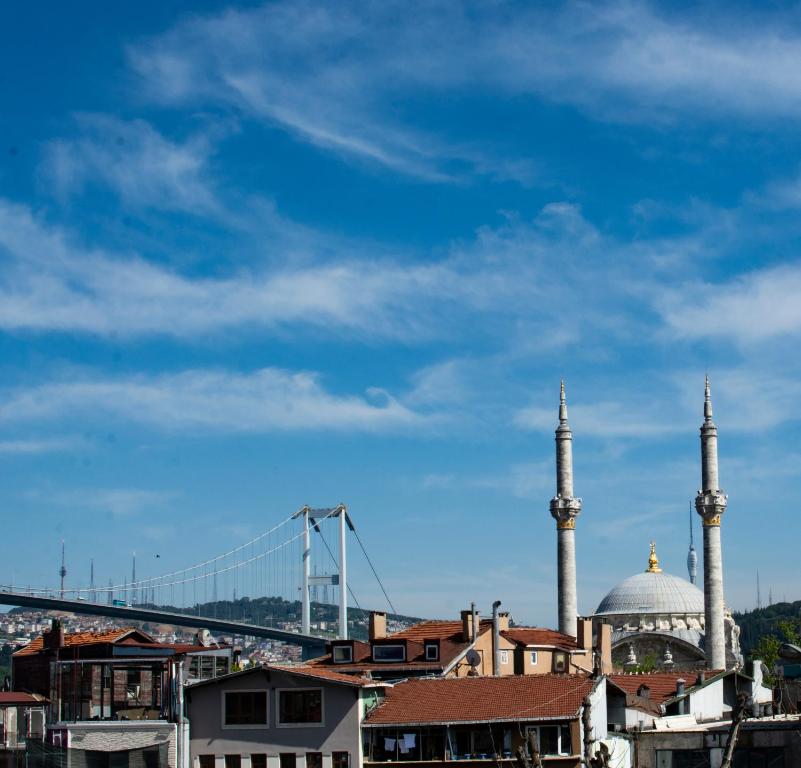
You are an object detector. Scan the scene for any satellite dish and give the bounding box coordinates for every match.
[466,649,481,667]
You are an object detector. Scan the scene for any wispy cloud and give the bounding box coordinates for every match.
[423,460,551,500]
[0,436,85,455]
[0,198,683,344]
[127,1,801,182]
[659,262,801,344]
[515,399,684,438]
[48,488,180,519]
[42,114,220,213]
[0,367,429,433]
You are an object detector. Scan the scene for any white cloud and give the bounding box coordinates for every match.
[127,0,801,182]
[0,367,428,433]
[659,263,801,343]
[42,114,219,213]
[0,197,675,343]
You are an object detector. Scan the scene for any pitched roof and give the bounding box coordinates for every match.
[501,628,580,650]
[0,692,47,706]
[607,671,725,705]
[364,674,595,726]
[391,620,491,642]
[188,663,382,690]
[13,627,151,657]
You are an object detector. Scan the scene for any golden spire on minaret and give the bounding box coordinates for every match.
[646,541,663,573]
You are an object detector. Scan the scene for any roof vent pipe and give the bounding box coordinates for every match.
[676,678,686,714]
[492,601,502,676]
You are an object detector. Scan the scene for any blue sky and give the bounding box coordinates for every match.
[1,0,799,625]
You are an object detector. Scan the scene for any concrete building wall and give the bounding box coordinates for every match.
[635,722,801,768]
[186,669,363,768]
[687,679,726,722]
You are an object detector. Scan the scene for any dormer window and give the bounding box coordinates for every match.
[372,644,405,662]
[332,645,353,663]
[424,642,439,661]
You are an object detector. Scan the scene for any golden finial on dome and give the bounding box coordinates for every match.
[646,541,663,573]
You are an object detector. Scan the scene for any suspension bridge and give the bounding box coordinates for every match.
[0,504,396,657]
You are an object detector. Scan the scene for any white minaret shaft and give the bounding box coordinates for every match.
[549,381,582,638]
[695,377,728,670]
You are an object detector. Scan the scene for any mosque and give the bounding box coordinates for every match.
[549,379,742,671]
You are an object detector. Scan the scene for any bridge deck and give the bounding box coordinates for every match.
[0,592,328,656]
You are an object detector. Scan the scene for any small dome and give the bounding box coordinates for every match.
[595,571,705,615]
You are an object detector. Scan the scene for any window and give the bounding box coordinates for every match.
[223,691,268,726]
[526,725,571,757]
[199,757,215,768]
[332,645,353,663]
[425,643,439,661]
[225,756,241,768]
[306,753,322,768]
[278,689,323,725]
[279,755,296,768]
[530,650,538,665]
[552,652,567,673]
[333,753,349,768]
[250,756,267,768]
[372,644,405,662]
[500,650,509,665]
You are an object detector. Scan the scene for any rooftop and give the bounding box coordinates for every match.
[364,674,595,726]
[501,628,580,650]
[607,670,725,705]
[188,663,382,689]
[13,627,149,656]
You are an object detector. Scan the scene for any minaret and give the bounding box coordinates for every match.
[694,377,728,670]
[549,380,582,638]
[687,505,698,585]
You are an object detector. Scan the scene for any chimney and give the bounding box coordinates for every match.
[595,622,613,674]
[492,601,502,677]
[497,612,510,632]
[44,618,64,652]
[696,670,706,687]
[577,618,593,653]
[461,606,479,642]
[461,610,473,641]
[369,611,387,641]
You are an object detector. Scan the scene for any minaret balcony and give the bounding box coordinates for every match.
[694,491,727,525]
[550,496,582,528]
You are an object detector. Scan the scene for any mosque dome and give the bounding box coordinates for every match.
[595,542,705,616]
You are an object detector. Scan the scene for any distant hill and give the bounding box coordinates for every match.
[734,600,801,656]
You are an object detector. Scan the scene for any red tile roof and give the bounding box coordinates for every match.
[0,692,46,706]
[365,674,595,726]
[271,665,383,687]
[13,628,148,657]
[187,663,382,690]
[607,671,725,705]
[501,628,580,651]
[391,620,491,642]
